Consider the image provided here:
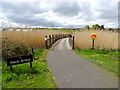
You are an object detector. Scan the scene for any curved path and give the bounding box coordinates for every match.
[47,38,118,88]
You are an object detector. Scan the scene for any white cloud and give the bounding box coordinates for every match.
[1,0,119,28]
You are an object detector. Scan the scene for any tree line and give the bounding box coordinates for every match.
[84,24,104,30]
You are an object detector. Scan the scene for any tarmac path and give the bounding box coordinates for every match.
[47,38,118,88]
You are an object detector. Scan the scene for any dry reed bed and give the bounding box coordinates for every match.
[73,30,119,50]
[2,30,69,48]
[2,30,119,50]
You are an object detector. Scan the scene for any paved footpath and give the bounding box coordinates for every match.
[47,38,118,88]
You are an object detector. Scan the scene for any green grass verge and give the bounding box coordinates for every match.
[42,28,74,32]
[0,62,2,89]
[2,48,57,88]
[74,49,119,77]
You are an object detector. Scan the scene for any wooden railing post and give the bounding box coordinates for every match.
[59,34,61,39]
[49,35,51,47]
[54,34,55,42]
[45,36,48,49]
[58,34,59,38]
[72,36,75,50]
[58,34,59,39]
[56,34,58,40]
[55,34,57,42]
[45,34,73,49]
[57,34,59,40]
[54,34,56,43]
[52,35,54,44]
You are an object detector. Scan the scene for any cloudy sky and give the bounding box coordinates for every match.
[0,0,119,28]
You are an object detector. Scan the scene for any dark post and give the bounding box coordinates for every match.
[57,34,59,40]
[52,35,54,44]
[56,34,58,40]
[10,65,12,70]
[53,35,55,43]
[45,36,48,49]
[32,48,34,59]
[55,34,57,41]
[72,36,74,50]
[58,34,59,39]
[57,34,58,40]
[92,39,95,50]
[30,61,33,69]
[59,34,60,39]
[58,34,59,40]
[49,35,51,47]
[54,34,55,42]
[59,34,61,39]
[66,34,68,38]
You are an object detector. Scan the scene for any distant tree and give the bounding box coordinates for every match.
[100,25,104,30]
[91,25,95,29]
[109,28,112,31]
[2,28,7,31]
[84,25,90,30]
[94,24,100,29]
[91,24,100,30]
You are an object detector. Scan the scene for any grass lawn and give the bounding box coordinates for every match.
[2,48,57,88]
[74,49,119,77]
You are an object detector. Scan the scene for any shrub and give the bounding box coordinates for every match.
[2,38,31,61]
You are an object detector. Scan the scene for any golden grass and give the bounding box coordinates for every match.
[2,29,119,50]
[2,30,69,48]
[73,30,119,50]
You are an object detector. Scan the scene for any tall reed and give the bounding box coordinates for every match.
[73,30,118,50]
[2,30,69,49]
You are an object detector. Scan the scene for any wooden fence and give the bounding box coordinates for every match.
[45,34,74,49]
